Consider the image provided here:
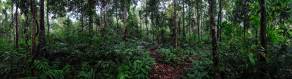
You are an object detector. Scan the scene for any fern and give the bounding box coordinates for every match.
[33,60,71,79]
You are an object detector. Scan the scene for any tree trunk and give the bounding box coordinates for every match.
[217,0,223,41]
[182,0,186,41]
[88,0,95,33]
[30,0,38,76]
[123,1,128,41]
[30,0,37,58]
[15,1,19,49]
[38,0,46,57]
[46,1,50,41]
[80,12,84,32]
[172,0,178,48]
[197,0,201,41]
[259,0,267,58]
[209,0,221,78]
[258,0,269,78]
[24,9,30,51]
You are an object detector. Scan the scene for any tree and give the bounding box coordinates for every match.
[14,0,19,49]
[259,0,267,56]
[258,0,269,78]
[209,0,221,78]
[87,0,95,33]
[46,0,50,40]
[122,0,130,40]
[217,0,223,41]
[30,0,37,58]
[172,0,178,48]
[38,0,46,56]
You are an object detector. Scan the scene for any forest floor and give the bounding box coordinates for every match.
[148,46,200,79]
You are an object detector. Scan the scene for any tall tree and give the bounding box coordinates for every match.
[259,0,267,55]
[14,0,19,49]
[209,0,221,78]
[122,0,129,40]
[30,0,37,58]
[172,0,178,48]
[87,0,95,33]
[196,0,202,41]
[46,0,50,40]
[258,0,270,78]
[217,0,223,41]
[38,0,46,56]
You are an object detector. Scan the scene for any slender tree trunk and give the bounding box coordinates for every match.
[259,0,267,58]
[182,0,186,41]
[188,5,192,42]
[38,0,46,57]
[172,0,178,48]
[259,0,269,78]
[24,10,30,51]
[88,0,95,33]
[123,1,128,41]
[217,0,223,41]
[30,0,37,58]
[116,1,119,30]
[15,1,19,49]
[209,0,221,78]
[196,0,201,41]
[80,12,84,32]
[30,0,38,76]
[46,1,50,41]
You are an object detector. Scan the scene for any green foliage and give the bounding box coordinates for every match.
[33,59,71,79]
[0,49,28,78]
[78,62,95,79]
[182,49,212,79]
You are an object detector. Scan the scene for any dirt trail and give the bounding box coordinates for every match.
[149,47,198,79]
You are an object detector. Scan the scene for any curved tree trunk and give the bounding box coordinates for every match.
[258,0,269,78]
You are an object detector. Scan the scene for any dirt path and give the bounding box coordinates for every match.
[148,47,198,79]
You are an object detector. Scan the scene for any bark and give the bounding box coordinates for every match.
[197,0,201,41]
[30,0,37,76]
[15,1,19,49]
[258,0,270,78]
[46,1,50,40]
[259,0,267,57]
[217,0,223,41]
[182,0,186,40]
[123,1,129,41]
[88,0,95,33]
[172,0,178,48]
[116,1,119,30]
[24,9,30,51]
[209,0,221,78]
[30,0,37,58]
[80,12,84,32]
[38,0,46,57]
